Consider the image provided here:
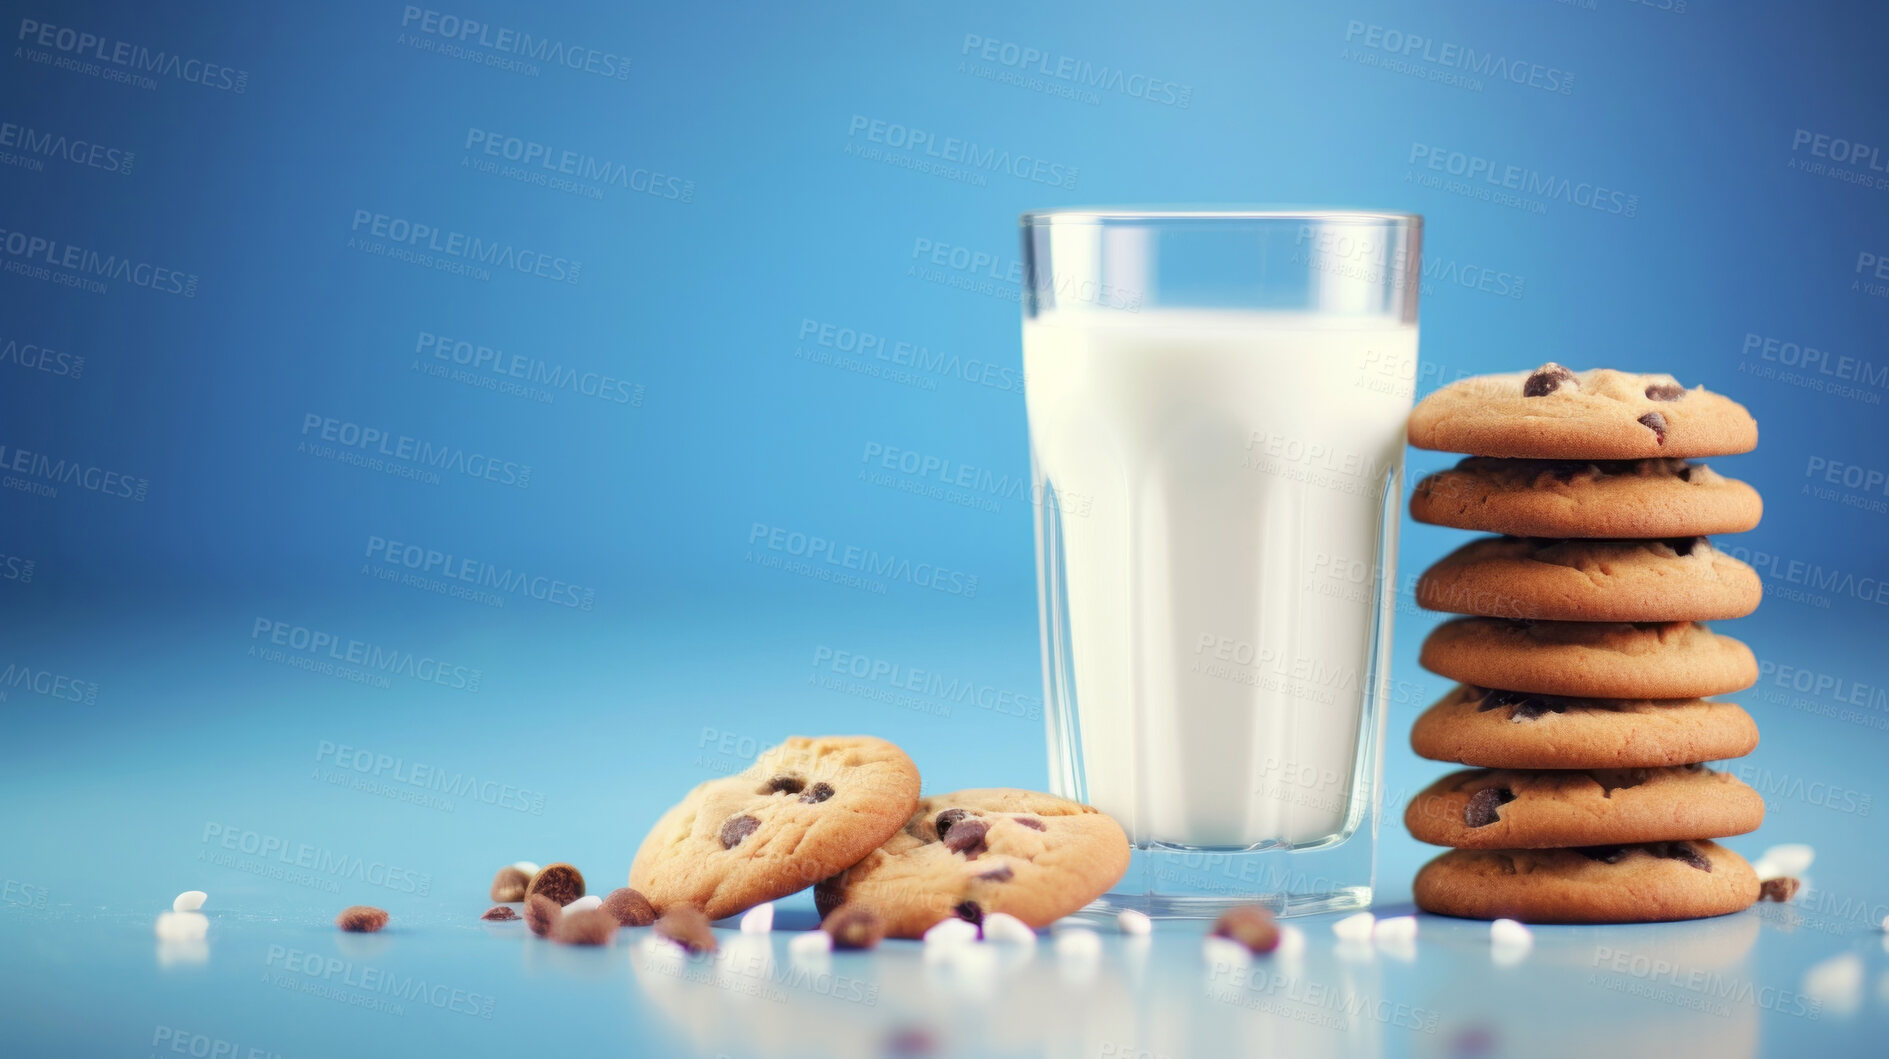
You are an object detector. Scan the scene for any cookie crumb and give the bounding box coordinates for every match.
[482,905,519,921]
[1760,877,1801,903]
[1211,906,1280,954]
[490,865,530,902]
[336,906,389,933]
[822,905,885,950]
[603,887,657,927]
[525,862,585,906]
[655,906,718,954]
[525,894,561,937]
[552,907,618,946]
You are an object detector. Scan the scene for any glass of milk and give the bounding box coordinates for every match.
[1022,209,1420,917]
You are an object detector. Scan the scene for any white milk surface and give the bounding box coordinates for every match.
[1025,310,1414,847]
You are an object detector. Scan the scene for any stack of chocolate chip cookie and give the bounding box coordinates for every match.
[1400,364,1770,923]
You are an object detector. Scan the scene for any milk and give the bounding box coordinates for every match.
[1025,310,1414,848]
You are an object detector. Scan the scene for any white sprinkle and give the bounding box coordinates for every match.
[982,913,1038,945]
[1275,925,1305,960]
[511,861,541,877]
[1374,915,1418,943]
[923,918,980,945]
[1761,844,1814,876]
[154,911,208,941]
[1749,857,1781,881]
[171,891,207,913]
[564,895,603,913]
[1201,935,1252,966]
[1803,952,1864,1016]
[1117,909,1152,935]
[1880,913,1889,933]
[739,902,774,934]
[788,930,833,957]
[1053,927,1102,960]
[1490,919,1533,948]
[1332,912,1375,941]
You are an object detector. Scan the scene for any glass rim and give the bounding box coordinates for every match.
[1020,207,1421,226]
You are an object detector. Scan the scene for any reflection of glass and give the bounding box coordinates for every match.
[1022,209,1421,917]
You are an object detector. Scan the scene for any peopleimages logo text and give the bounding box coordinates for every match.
[16,18,248,92]
[398,7,629,79]
[250,618,484,692]
[0,226,197,295]
[363,534,595,610]
[1407,143,1638,216]
[349,211,581,284]
[299,414,532,488]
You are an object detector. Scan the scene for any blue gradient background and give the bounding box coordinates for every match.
[4,1,1888,1056]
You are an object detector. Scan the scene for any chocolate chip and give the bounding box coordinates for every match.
[602,887,656,927]
[481,905,519,921]
[1760,877,1801,902]
[525,862,585,906]
[934,809,967,840]
[761,775,805,795]
[655,906,718,954]
[1463,787,1514,828]
[1656,842,1712,872]
[1664,537,1700,557]
[1511,699,1567,720]
[954,900,983,926]
[490,865,530,902]
[1575,846,1629,863]
[552,907,619,946]
[1211,905,1281,954]
[335,905,389,933]
[976,865,1014,883]
[1645,383,1685,401]
[1675,465,1693,482]
[1523,363,1575,397]
[1480,689,1568,720]
[1013,816,1046,831]
[798,782,835,804]
[525,894,561,937]
[1594,770,1650,796]
[1638,411,1668,444]
[942,817,989,858]
[822,905,885,950]
[719,814,761,849]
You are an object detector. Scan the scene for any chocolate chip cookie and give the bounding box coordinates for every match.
[1405,766,1764,849]
[1410,685,1759,769]
[813,788,1129,939]
[1408,365,1758,459]
[628,735,921,920]
[1415,536,1762,622]
[1413,841,1760,922]
[1420,619,1758,699]
[1409,457,1763,539]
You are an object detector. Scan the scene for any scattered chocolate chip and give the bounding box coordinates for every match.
[954,900,983,926]
[1656,842,1712,872]
[1211,905,1281,954]
[1664,537,1700,557]
[1638,411,1668,444]
[602,887,657,927]
[336,905,389,933]
[525,862,585,906]
[1645,382,1686,401]
[761,775,805,795]
[798,782,834,804]
[1013,816,1046,831]
[719,814,761,849]
[481,905,519,922]
[654,906,717,954]
[552,907,619,946]
[1575,846,1629,864]
[942,817,989,858]
[1522,363,1575,397]
[976,865,1014,883]
[1463,787,1514,828]
[934,809,967,840]
[822,905,885,950]
[525,894,561,937]
[1760,877,1801,903]
[489,865,530,902]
